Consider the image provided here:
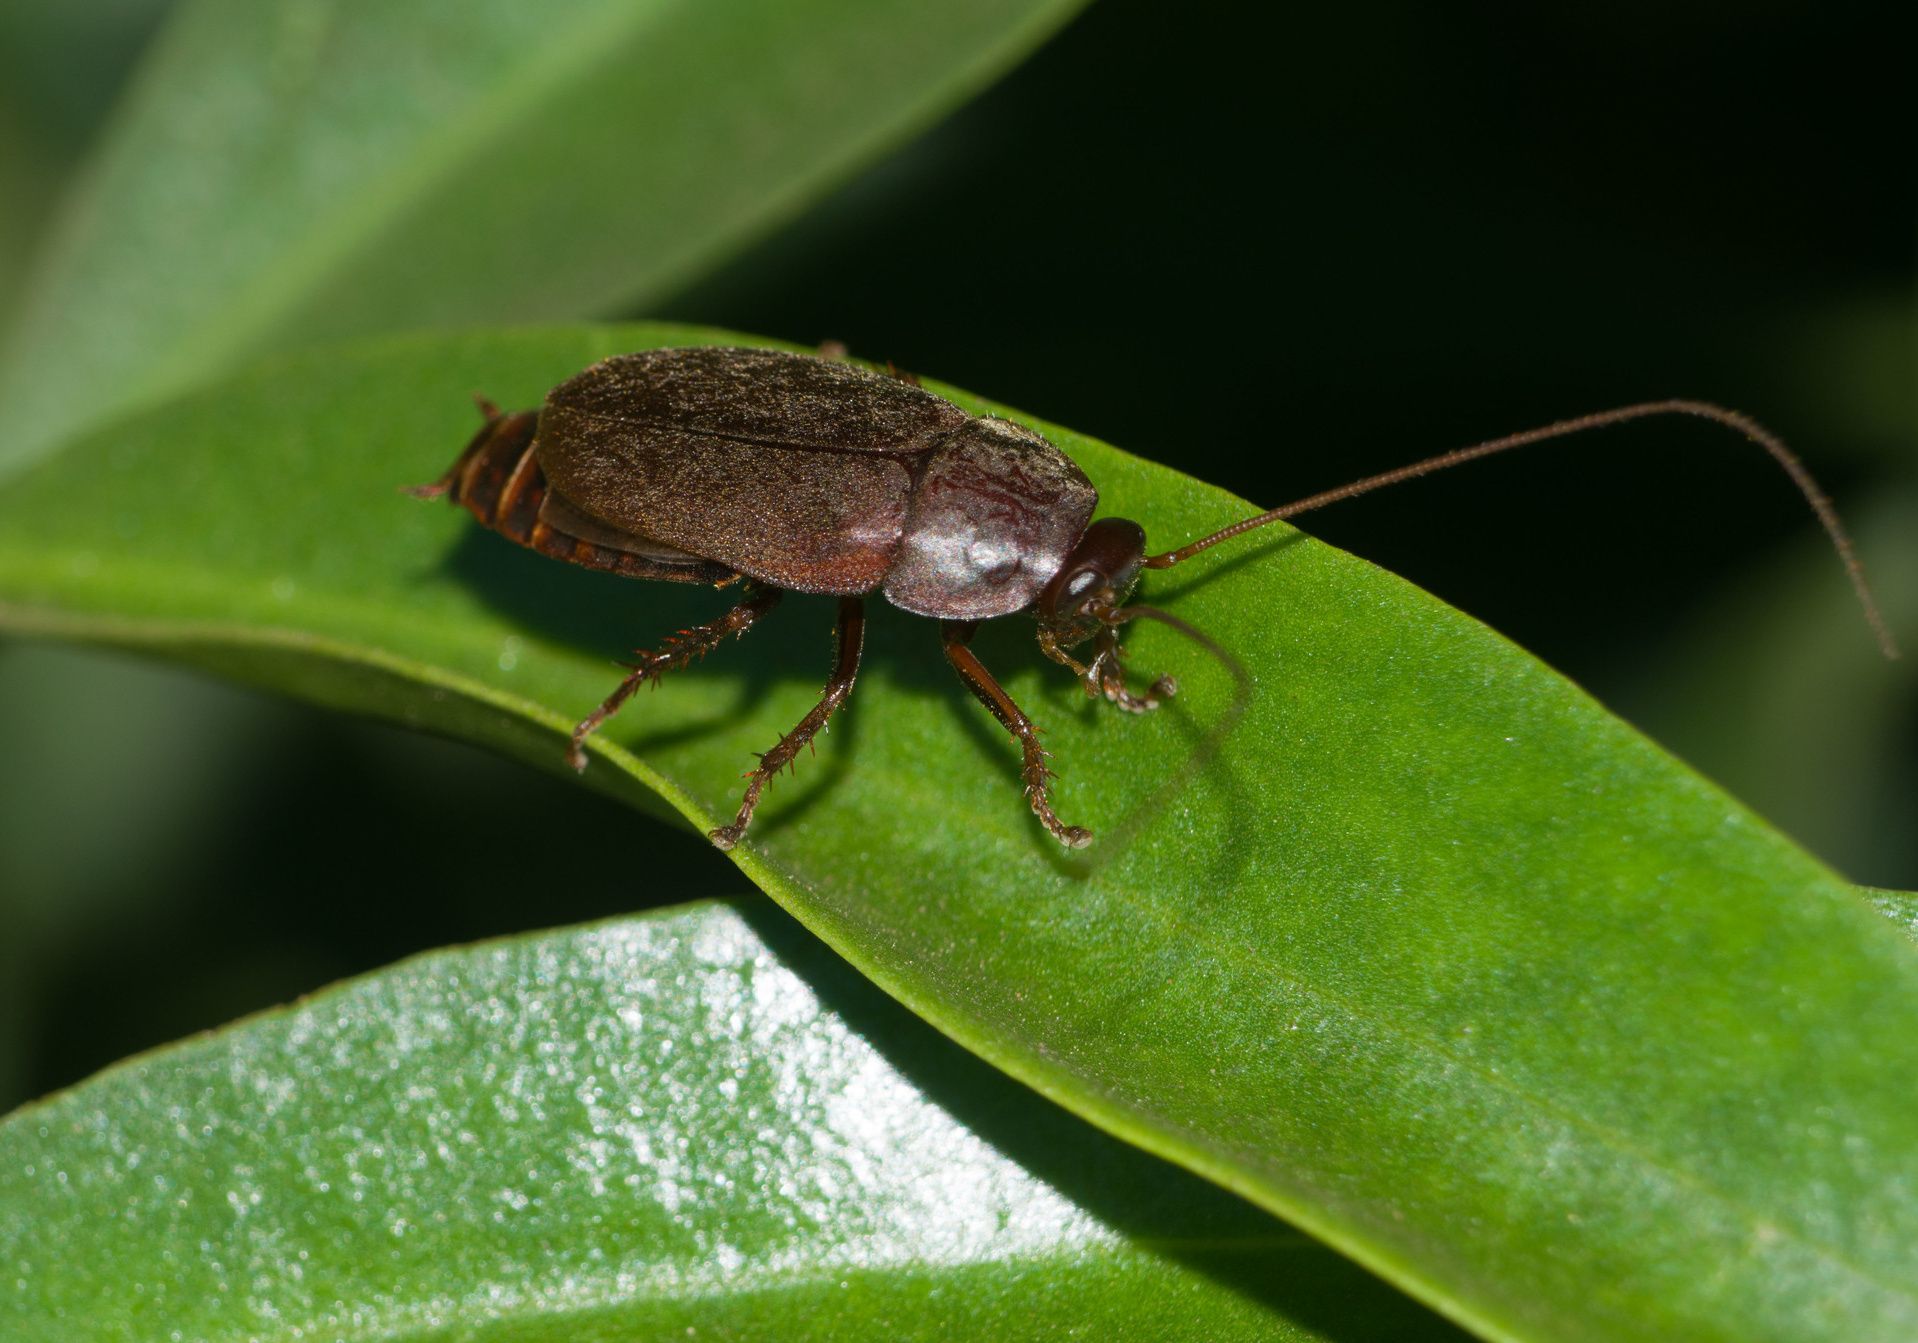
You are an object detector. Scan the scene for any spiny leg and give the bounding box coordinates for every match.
[710,597,865,850]
[1037,625,1176,715]
[942,621,1091,848]
[569,585,783,770]
[1088,626,1177,713]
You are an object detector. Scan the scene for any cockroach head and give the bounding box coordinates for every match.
[1036,517,1147,645]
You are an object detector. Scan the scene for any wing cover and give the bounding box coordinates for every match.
[537,348,968,593]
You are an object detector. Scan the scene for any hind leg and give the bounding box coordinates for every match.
[709,598,865,849]
[569,585,784,770]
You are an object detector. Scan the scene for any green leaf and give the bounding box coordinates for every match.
[2,324,1916,1343]
[0,0,1086,473]
[3,899,1454,1342]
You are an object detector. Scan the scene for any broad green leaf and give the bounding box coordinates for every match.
[0,0,1085,473]
[2,324,1916,1343]
[3,899,1452,1342]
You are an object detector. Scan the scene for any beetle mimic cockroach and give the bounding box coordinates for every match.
[409,345,1896,849]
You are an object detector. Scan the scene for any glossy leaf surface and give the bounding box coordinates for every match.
[1,325,1915,1343]
[0,0,1086,471]
[3,900,1445,1341]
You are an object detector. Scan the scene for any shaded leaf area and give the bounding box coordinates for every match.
[0,325,1915,1343]
[1618,485,1918,889]
[0,0,1085,472]
[1,900,1454,1342]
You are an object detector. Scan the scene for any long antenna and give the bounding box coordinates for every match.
[1143,399,1900,660]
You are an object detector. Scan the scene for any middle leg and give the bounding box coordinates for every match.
[709,597,866,850]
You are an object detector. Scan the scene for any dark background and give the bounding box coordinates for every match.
[2,0,1912,1111]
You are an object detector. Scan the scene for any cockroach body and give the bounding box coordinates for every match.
[411,345,1894,850]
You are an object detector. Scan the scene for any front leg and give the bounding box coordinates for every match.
[1087,626,1178,714]
[1038,625,1177,715]
[710,597,866,850]
[943,621,1092,848]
